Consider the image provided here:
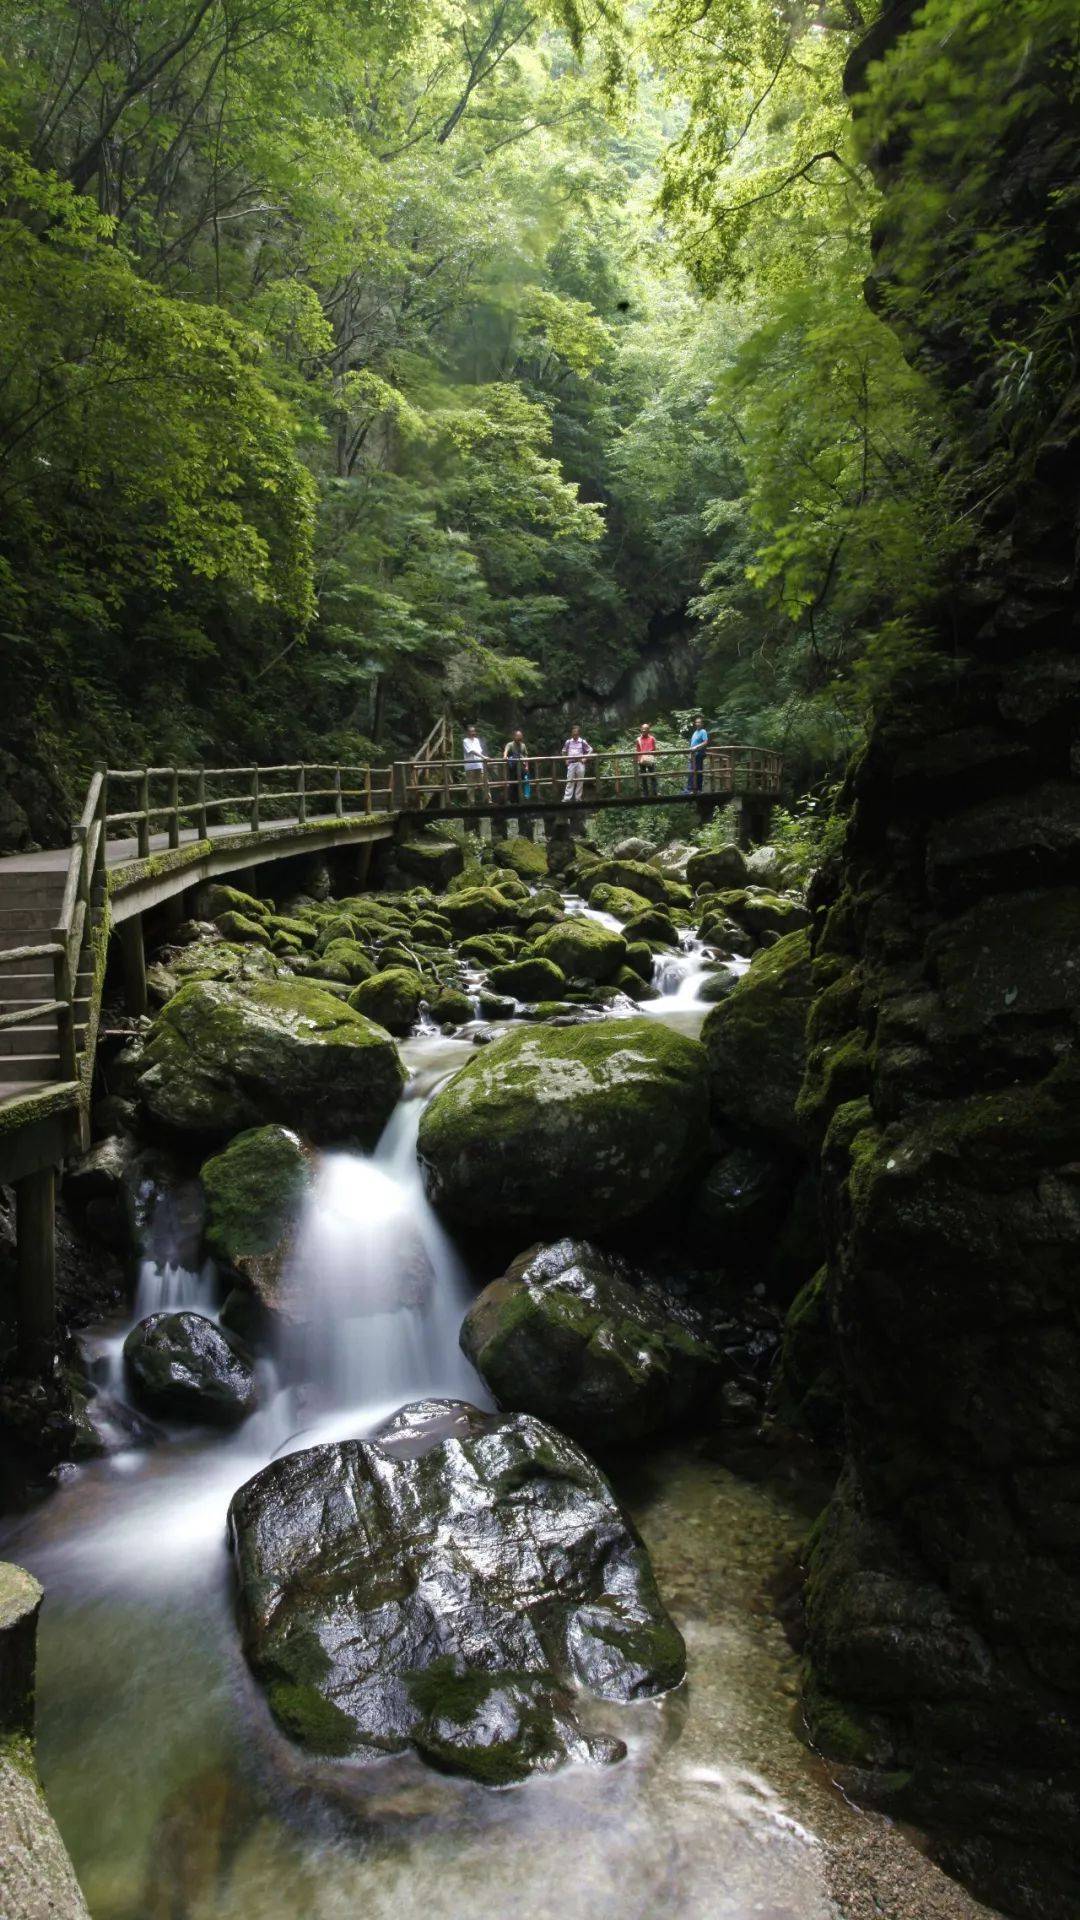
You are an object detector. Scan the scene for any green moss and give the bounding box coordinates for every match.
[267,1681,356,1756]
[201,1125,310,1262]
[405,1657,511,1726]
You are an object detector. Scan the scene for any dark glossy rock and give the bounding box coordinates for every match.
[460,1240,722,1445]
[417,1018,709,1234]
[124,1311,259,1425]
[227,1404,684,1782]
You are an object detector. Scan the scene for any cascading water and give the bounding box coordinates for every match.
[278,1089,480,1439]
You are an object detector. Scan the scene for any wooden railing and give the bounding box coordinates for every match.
[394,744,783,811]
[99,761,394,853]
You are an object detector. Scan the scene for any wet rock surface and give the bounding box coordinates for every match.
[417,1018,709,1234]
[124,1312,259,1426]
[461,1239,729,1446]
[227,1403,685,1783]
[134,977,405,1145]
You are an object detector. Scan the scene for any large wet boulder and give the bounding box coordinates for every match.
[200,1126,311,1308]
[124,1311,259,1425]
[347,966,427,1036]
[396,836,465,890]
[531,917,626,983]
[581,858,674,907]
[417,1018,708,1233]
[135,979,405,1146]
[702,931,816,1149]
[461,1240,721,1445]
[710,889,810,939]
[486,955,566,1001]
[686,844,749,890]
[500,836,549,881]
[227,1404,684,1782]
[438,886,524,936]
[587,883,655,923]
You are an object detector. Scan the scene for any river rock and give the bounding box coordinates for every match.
[396,836,465,890]
[200,1125,311,1307]
[530,917,627,982]
[486,955,566,1000]
[581,858,673,907]
[461,1239,721,1445]
[711,888,810,938]
[347,966,427,1036]
[499,837,549,880]
[227,1405,684,1782]
[135,978,405,1145]
[417,1018,709,1233]
[587,883,655,923]
[686,844,749,890]
[437,886,524,935]
[123,1311,259,1425]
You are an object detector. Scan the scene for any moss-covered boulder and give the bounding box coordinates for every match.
[624,940,654,983]
[203,883,271,924]
[712,889,810,938]
[686,845,749,891]
[461,1239,721,1445]
[702,931,815,1149]
[581,858,671,906]
[612,964,658,1002]
[397,836,465,889]
[775,1267,842,1443]
[200,1125,311,1309]
[621,908,679,949]
[587,882,655,923]
[318,939,376,985]
[531,918,627,983]
[124,1310,259,1426]
[215,910,272,947]
[348,966,426,1037]
[418,1018,709,1233]
[136,978,404,1145]
[459,932,521,965]
[486,956,566,1001]
[228,1402,683,1780]
[429,986,474,1027]
[438,886,524,936]
[500,836,549,881]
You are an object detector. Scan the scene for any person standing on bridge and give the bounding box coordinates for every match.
[562,724,593,803]
[686,714,710,794]
[503,729,530,806]
[635,723,659,799]
[462,723,487,803]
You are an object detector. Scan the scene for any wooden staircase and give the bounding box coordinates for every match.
[0,871,91,1092]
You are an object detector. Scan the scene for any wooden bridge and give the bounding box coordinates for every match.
[0,730,779,1367]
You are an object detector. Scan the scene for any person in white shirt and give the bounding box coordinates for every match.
[562,724,592,803]
[462,724,486,803]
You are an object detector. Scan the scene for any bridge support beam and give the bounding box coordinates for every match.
[118,913,148,1017]
[729,794,773,851]
[15,1166,56,1374]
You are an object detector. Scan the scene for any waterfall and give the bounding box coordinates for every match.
[278,1092,481,1436]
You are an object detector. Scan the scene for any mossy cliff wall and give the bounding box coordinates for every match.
[799,9,1080,1916]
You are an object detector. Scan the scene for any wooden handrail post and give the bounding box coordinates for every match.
[364,766,372,814]
[442,757,451,810]
[251,767,261,832]
[52,943,77,1082]
[137,768,150,858]
[96,773,108,889]
[392,762,408,809]
[297,765,306,825]
[75,823,90,905]
[333,766,343,818]
[167,767,180,848]
[196,767,208,840]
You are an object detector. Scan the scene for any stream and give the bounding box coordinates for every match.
[0,939,995,1920]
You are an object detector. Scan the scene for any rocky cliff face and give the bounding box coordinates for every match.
[797,8,1080,1916]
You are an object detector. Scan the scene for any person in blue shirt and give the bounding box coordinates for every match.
[687,715,709,793]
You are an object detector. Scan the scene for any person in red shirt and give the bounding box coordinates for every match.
[635,722,659,798]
